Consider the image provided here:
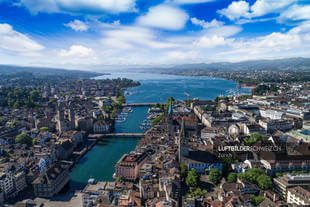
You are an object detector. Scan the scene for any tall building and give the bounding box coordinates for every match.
[115,151,148,181]
[56,101,65,132]
[178,117,189,163]
[68,102,76,130]
[287,186,310,206]
[33,162,70,198]
[273,174,310,199]
[167,98,174,136]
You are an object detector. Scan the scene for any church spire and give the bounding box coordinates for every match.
[180,117,185,138]
[168,98,173,115]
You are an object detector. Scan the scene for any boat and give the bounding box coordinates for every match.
[88,177,96,184]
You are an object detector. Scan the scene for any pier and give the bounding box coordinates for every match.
[89,133,145,139]
[122,102,165,107]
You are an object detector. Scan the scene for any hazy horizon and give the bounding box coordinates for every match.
[1,0,310,70]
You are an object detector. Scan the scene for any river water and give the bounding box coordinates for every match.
[70,72,248,190]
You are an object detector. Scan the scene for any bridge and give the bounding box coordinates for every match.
[122,102,165,107]
[89,133,145,139]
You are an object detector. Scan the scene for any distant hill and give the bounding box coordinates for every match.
[147,57,310,72]
[0,65,104,78]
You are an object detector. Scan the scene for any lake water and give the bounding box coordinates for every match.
[70,72,248,190]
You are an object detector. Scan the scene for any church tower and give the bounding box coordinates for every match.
[68,102,76,130]
[56,101,65,132]
[178,117,189,163]
[167,98,174,136]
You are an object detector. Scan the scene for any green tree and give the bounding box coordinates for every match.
[15,134,33,146]
[116,176,124,182]
[151,113,164,126]
[189,187,207,198]
[116,95,125,104]
[239,168,265,183]
[186,169,199,188]
[245,133,267,145]
[257,174,272,190]
[227,172,237,183]
[209,168,222,184]
[32,138,38,145]
[250,195,265,206]
[40,127,48,131]
[180,162,188,181]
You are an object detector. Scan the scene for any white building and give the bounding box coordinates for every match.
[260,109,285,120]
[287,186,310,206]
[93,120,110,134]
[0,173,14,197]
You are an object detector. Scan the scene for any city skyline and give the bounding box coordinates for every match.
[0,0,310,70]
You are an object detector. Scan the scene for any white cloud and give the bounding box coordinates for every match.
[59,45,96,58]
[194,35,232,48]
[101,26,179,50]
[254,32,301,50]
[137,5,189,30]
[218,0,296,21]
[218,1,250,20]
[289,21,310,35]
[235,17,276,24]
[64,20,88,31]
[167,0,214,4]
[112,20,120,26]
[278,4,310,23]
[0,23,44,53]
[167,50,198,60]
[191,18,224,29]
[250,0,296,17]
[19,0,136,15]
[205,25,242,37]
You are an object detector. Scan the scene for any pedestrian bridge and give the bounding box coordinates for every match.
[89,133,145,139]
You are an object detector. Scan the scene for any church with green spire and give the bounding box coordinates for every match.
[167,97,174,137]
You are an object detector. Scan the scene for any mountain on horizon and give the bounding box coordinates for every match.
[168,57,310,72]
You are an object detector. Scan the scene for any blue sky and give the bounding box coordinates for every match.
[0,0,310,70]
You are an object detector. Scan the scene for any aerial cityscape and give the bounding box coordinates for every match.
[1,0,310,207]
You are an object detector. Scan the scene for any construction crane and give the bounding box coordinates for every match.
[236,83,257,99]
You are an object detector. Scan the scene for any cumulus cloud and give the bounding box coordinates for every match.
[250,0,296,17]
[191,18,224,29]
[19,0,136,15]
[253,32,301,50]
[278,4,310,23]
[101,26,178,50]
[218,0,296,21]
[194,35,232,48]
[59,45,96,58]
[0,23,44,53]
[167,0,214,4]
[64,20,88,31]
[218,1,250,20]
[137,5,189,30]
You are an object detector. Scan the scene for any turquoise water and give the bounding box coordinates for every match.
[96,72,249,103]
[70,73,249,190]
[70,106,148,190]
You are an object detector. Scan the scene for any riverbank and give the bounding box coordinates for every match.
[69,106,149,190]
[69,72,247,190]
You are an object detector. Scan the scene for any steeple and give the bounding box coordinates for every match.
[180,117,185,139]
[178,117,189,162]
[168,98,173,116]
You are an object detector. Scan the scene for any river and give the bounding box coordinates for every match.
[70,72,249,190]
